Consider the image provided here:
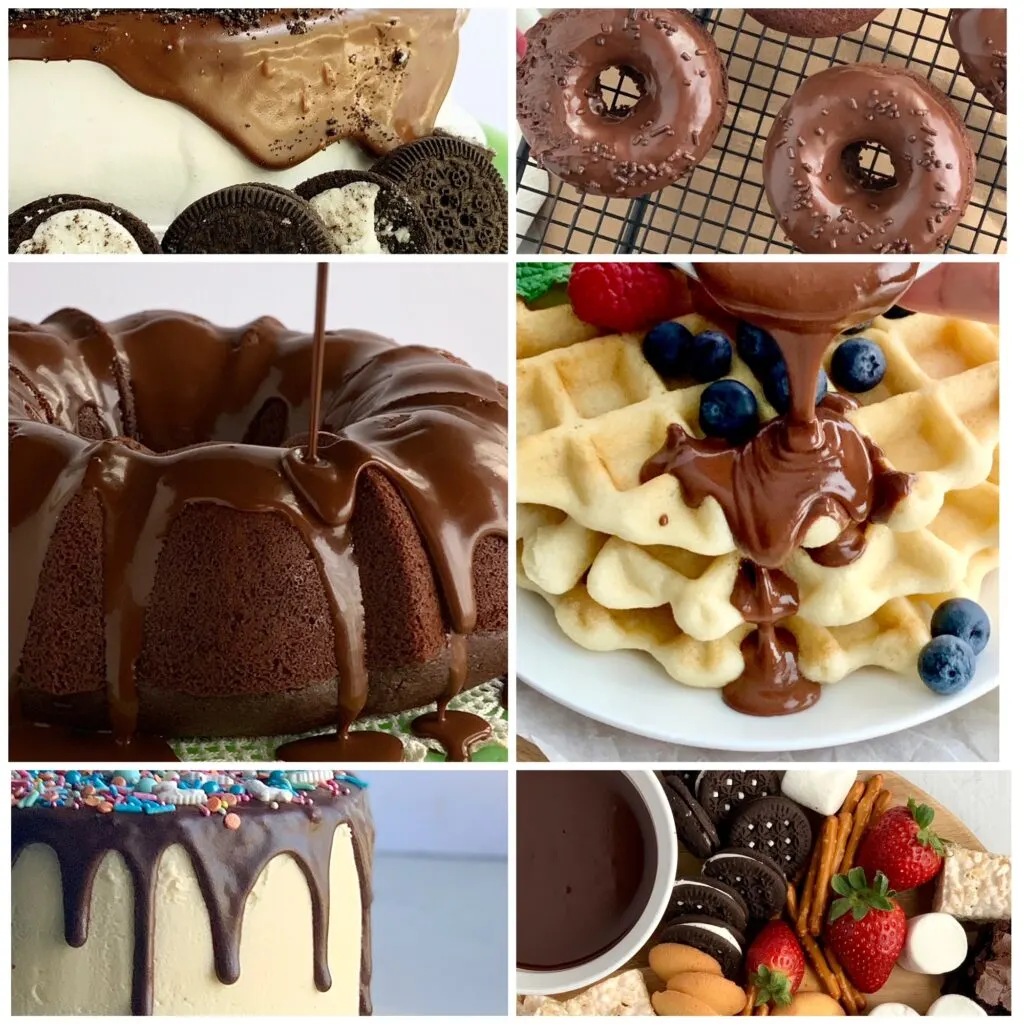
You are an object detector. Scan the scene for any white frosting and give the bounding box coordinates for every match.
[926,995,987,1017]
[682,920,742,954]
[898,913,968,975]
[11,60,484,231]
[870,1005,921,1016]
[311,184,384,254]
[15,208,141,254]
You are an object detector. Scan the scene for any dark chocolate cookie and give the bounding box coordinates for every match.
[660,773,719,859]
[702,847,788,923]
[294,169,435,254]
[162,183,334,254]
[728,796,813,881]
[10,196,160,254]
[663,769,700,793]
[373,135,507,254]
[661,876,749,935]
[657,915,745,979]
[696,770,782,829]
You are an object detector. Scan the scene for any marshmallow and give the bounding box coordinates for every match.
[870,1005,920,1016]
[898,913,968,975]
[781,769,858,816]
[926,995,987,1016]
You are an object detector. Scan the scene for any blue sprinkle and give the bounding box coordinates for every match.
[201,781,221,794]
[136,777,157,794]
[337,773,368,790]
[114,802,143,813]
[230,785,246,795]
[143,803,175,814]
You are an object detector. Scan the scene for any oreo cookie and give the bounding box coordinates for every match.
[162,183,334,254]
[661,877,749,935]
[656,915,744,979]
[373,135,508,254]
[10,196,159,254]
[663,769,699,793]
[702,847,788,923]
[660,773,719,859]
[696,770,782,829]
[728,796,813,880]
[294,170,434,254]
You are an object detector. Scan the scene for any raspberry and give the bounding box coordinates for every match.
[567,263,688,333]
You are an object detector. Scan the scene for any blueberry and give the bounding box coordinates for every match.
[642,321,693,377]
[690,330,733,382]
[736,321,781,376]
[764,363,828,414]
[883,305,914,320]
[830,337,887,392]
[918,634,976,695]
[931,598,991,655]
[699,380,760,442]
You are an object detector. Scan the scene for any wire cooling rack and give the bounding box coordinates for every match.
[516,8,1006,254]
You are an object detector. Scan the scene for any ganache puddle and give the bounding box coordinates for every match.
[10,262,504,762]
[641,263,917,716]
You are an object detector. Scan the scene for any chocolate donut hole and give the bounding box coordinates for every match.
[589,65,646,118]
[840,140,899,192]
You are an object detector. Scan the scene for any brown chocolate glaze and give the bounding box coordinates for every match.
[12,782,374,1015]
[517,9,728,197]
[9,8,461,168]
[10,271,507,759]
[950,9,1007,114]
[745,9,884,39]
[764,64,975,254]
[642,263,916,716]
[517,771,657,970]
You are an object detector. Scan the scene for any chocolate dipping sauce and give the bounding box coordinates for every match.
[517,771,657,971]
[642,263,917,716]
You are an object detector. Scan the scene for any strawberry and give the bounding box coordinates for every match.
[745,920,805,1008]
[567,263,688,333]
[826,868,907,993]
[857,798,948,891]
[516,28,528,61]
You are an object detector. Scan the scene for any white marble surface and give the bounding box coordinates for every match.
[374,854,507,1015]
[519,685,999,763]
[898,771,1011,853]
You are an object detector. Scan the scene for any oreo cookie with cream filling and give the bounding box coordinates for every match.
[661,876,749,935]
[728,795,813,880]
[373,135,507,254]
[696,769,782,829]
[702,847,788,923]
[660,772,719,858]
[294,170,434,254]
[656,915,744,979]
[663,769,700,793]
[162,183,334,254]
[10,196,159,254]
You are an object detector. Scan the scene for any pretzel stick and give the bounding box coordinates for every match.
[824,947,860,1015]
[742,986,755,1016]
[797,826,823,935]
[840,779,865,816]
[799,932,841,1002]
[870,789,893,827]
[831,811,854,876]
[839,774,884,875]
[785,882,799,923]
[810,816,839,936]
[755,1003,769,1016]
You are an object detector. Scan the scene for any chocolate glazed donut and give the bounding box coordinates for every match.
[949,9,1007,114]
[746,9,884,39]
[517,9,728,197]
[764,63,975,253]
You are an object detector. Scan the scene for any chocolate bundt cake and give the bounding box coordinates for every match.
[9,309,508,753]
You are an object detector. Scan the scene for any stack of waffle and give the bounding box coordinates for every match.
[516,297,999,694]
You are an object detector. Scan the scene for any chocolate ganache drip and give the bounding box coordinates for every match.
[9,8,463,167]
[641,263,916,716]
[11,770,374,1015]
[9,266,507,759]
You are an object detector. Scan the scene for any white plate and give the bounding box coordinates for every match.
[517,574,998,753]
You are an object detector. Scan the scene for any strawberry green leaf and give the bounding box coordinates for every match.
[831,874,853,896]
[852,903,869,922]
[830,897,854,922]
[848,866,868,890]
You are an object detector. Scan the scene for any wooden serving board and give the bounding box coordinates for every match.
[537,771,984,1016]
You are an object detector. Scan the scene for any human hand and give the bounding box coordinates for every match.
[899,264,999,324]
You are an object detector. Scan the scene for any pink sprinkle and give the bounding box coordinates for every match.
[224,813,241,830]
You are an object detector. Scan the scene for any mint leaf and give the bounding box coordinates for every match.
[516,262,571,302]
